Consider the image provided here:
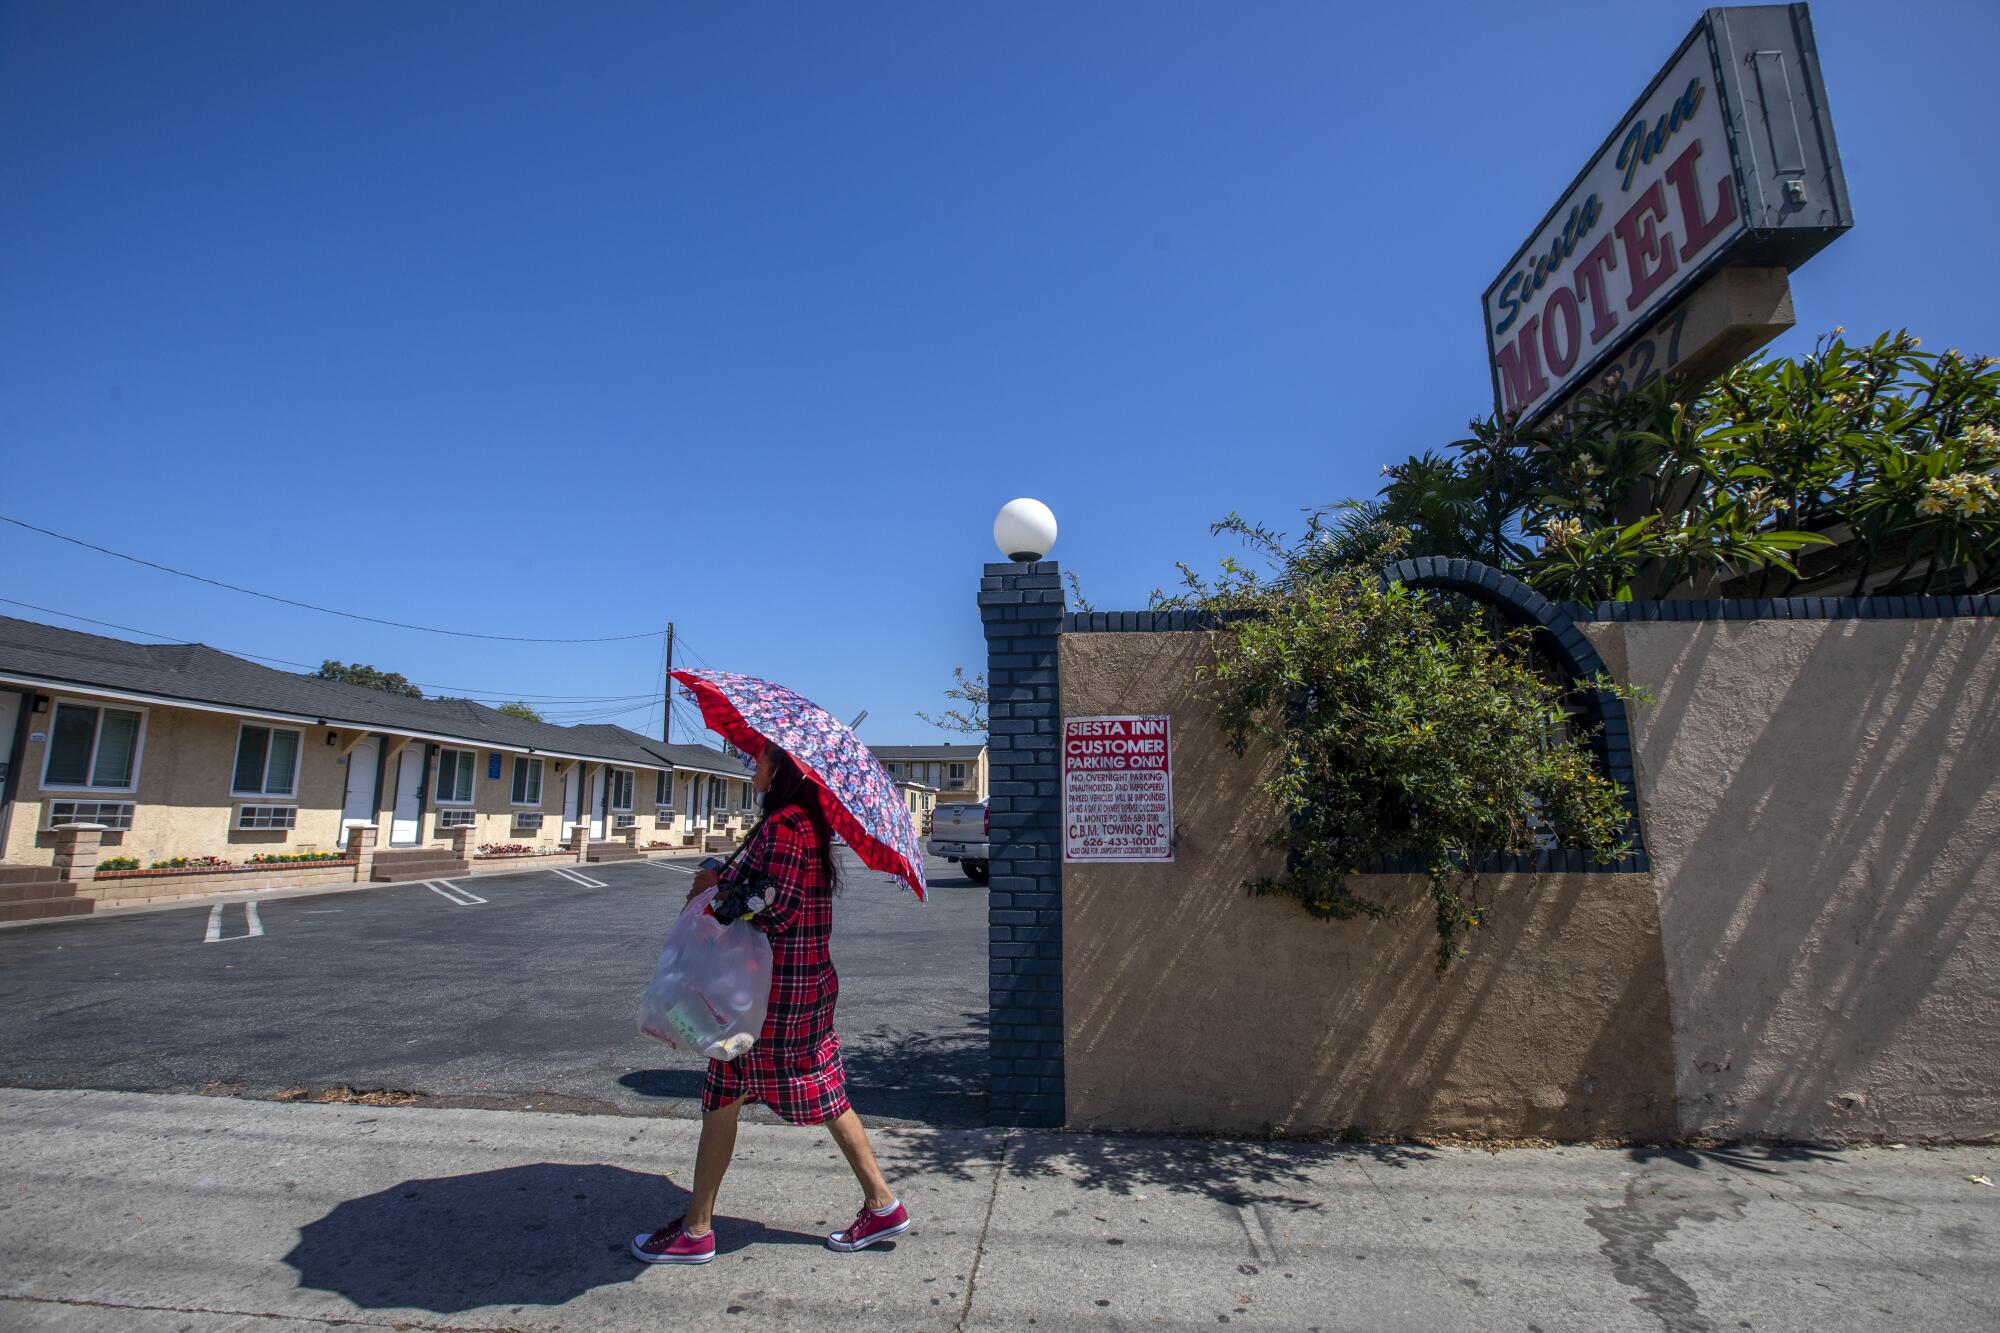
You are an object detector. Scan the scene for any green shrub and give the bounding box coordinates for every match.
[1162,517,1638,968]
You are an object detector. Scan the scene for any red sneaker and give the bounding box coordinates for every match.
[827,1199,910,1252]
[630,1218,715,1265]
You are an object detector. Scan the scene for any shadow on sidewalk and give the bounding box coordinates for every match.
[890,1131,1441,1211]
[282,1163,819,1312]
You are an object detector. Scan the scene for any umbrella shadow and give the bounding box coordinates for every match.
[281,1162,819,1313]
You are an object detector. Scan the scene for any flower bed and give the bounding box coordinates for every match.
[96,859,356,881]
[473,843,567,860]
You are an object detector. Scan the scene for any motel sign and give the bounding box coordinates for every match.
[1483,4,1852,421]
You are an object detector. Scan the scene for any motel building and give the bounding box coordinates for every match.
[0,615,749,921]
[869,743,988,806]
[894,778,940,835]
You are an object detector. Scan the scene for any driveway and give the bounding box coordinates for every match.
[0,851,988,1126]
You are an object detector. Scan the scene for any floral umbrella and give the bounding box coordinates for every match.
[670,669,927,901]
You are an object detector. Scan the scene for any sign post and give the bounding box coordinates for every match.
[1062,715,1173,863]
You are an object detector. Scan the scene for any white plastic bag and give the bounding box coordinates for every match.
[637,886,773,1062]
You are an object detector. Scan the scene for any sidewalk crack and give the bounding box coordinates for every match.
[0,1293,530,1332]
[953,1128,1012,1333]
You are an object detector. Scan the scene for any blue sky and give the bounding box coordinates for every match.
[2,0,1994,743]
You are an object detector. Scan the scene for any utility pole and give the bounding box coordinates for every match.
[662,622,675,744]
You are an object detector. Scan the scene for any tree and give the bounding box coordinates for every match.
[1378,331,1999,600]
[916,666,988,734]
[316,660,423,698]
[496,700,544,722]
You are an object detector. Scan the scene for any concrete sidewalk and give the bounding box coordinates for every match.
[0,1090,1994,1332]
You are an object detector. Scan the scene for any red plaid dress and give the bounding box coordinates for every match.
[700,805,851,1126]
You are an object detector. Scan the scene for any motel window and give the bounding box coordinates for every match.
[740,780,752,809]
[610,768,634,811]
[656,770,673,806]
[44,702,145,791]
[511,756,543,806]
[709,776,724,809]
[948,762,966,785]
[434,748,476,804]
[887,762,903,777]
[231,724,301,798]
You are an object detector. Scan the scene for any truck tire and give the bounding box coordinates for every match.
[964,860,989,884]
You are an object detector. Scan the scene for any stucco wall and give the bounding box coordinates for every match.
[1606,617,2000,1141]
[2,694,679,865]
[1058,632,1676,1139]
[1057,617,2000,1142]
[4,693,359,864]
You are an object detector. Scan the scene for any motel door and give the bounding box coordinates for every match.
[589,768,606,839]
[389,745,424,846]
[337,735,379,850]
[0,689,20,859]
[561,768,582,838]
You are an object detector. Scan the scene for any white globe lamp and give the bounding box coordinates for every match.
[993,498,1058,563]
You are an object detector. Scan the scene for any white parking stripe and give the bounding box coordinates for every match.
[202,903,262,943]
[551,867,608,889]
[648,861,697,875]
[424,881,486,906]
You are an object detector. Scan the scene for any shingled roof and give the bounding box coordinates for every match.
[868,742,984,761]
[0,614,741,773]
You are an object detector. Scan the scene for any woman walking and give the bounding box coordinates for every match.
[631,742,910,1264]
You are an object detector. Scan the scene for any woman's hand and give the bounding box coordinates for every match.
[689,868,721,901]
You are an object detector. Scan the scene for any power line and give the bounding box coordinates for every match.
[1,513,665,643]
[0,596,660,704]
[675,635,716,671]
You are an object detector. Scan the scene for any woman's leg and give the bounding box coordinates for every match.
[684,1097,744,1235]
[825,1108,895,1210]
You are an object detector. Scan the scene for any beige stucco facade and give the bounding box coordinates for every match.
[3,690,362,865]
[879,747,988,804]
[0,689,691,868]
[1058,632,1676,1139]
[1605,617,2000,1142]
[1057,616,2000,1142]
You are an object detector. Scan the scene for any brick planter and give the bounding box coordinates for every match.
[467,852,572,876]
[84,861,360,905]
[95,861,355,881]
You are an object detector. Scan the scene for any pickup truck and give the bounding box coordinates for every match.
[927,801,989,884]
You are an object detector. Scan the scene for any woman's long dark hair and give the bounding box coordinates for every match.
[756,745,840,892]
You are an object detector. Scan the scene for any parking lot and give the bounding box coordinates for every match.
[0,851,989,1127]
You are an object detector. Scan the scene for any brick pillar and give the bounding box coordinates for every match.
[345,823,378,882]
[569,822,591,862]
[980,560,1066,1127]
[446,825,473,861]
[620,824,640,849]
[51,823,106,884]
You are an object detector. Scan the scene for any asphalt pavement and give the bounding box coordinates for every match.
[0,851,988,1126]
[2,1088,1996,1332]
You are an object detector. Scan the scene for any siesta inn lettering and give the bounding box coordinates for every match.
[1491,78,1707,341]
[1489,73,1738,418]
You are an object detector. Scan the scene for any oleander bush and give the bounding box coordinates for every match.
[1158,516,1638,969]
